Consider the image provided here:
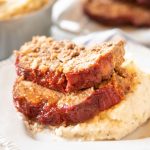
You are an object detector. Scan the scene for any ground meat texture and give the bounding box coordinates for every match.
[83,0,150,27]
[15,37,125,93]
[13,70,134,126]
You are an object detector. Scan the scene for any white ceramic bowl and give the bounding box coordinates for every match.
[0,0,55,60]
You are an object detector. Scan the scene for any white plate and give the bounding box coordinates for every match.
[52,0,150,46]
[0,34,150,150]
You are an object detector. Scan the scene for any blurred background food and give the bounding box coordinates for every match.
[83,0,150,26]
[0,0,54,60]
[0,0,49,20]
[0,0,150,60]
[52,0,150,42]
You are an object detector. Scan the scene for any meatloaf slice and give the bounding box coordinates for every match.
[15,36,125,93]
[13,67,135,126]
[83,0,150,27]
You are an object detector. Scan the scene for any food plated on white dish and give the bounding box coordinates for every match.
[12,34,150,141]
[0,33,150,149]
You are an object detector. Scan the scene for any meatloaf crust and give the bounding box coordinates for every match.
[15,37,125,92]
[83,0,150,27]
[13,67,135,126]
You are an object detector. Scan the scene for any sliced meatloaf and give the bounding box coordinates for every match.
[13,66,135,126]
[15,37,125,93]
[83,0,150,27]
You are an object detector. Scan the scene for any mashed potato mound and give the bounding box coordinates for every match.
[53,67,150,140]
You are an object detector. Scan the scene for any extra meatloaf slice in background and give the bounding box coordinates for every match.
[15,36,125,93]
[13,64,136,126]
[83,0,150,27]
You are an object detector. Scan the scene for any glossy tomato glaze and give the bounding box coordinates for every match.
[15,56,67,93]
[16,53,115,93]
[13,81,128,126]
